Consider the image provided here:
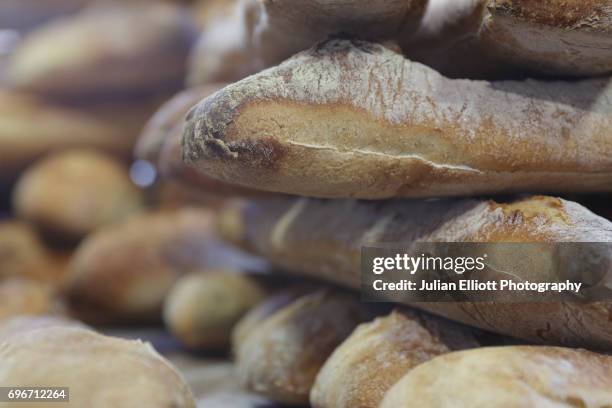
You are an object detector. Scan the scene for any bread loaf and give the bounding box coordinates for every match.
[0,91,131,179]
[65,208,260,322]
[135,84,256,196]
[480,0,612,77]
[6,2,197,98]
[234,289,375,405]
[217,195,612,348]
[13,149,144,239]
[0,221,66,283]
[0,278,65,320]
[136,85,225,165]
[310,309,479,408]
[0,315,86,341]
[0,326,196,408]
[163,271,265,349]
[380,346,612,408]
[183,40,612,199]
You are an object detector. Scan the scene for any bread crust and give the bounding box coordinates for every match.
[234,289,374,405]
[310,309,478,408]
[0,326,196,408]
[380,346,612,408]
[480,0,612,76]
[184,40,612,199]
[217,195,612,348]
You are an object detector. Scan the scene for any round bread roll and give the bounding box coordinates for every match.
[13,149,144,239]
[0,326,196,408]
[0,221,66,283]
[310,309,479,408]
[234,289,375,405]
[163,271,265,349]
[380,346,612,408]
[0,278,65,319]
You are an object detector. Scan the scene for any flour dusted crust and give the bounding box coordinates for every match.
[481,0,612,77]
[217,195,612,348]
[0,327,196,408]
[234,289,374,405]
[380,346,612,408]
[184,39,612,199]
[310,309,478,408]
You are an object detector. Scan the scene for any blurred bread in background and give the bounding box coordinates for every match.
[64,208,262,322]
[5,2,197,99]
[0,278,66,319]
[13,149,144,240]
[0,221,67,283]
[163,271,265,350]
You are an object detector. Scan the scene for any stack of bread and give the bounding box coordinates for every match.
[143,0,612,407]
[0,0,611,407]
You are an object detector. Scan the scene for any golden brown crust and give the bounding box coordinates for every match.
[380,346,612,408]
[234,289,375,405]
[184,40,612,199]
[13,149,144,239]
[310,309,478,408]
[0,278,65,320]
[0,326,196,408]
[163,271,265,349]
[64,208,219,322]
[0,91,133,178]
[217,195,612,348]
[481,0,612,76]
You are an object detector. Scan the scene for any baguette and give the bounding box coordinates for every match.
[183,40,612,199]
[65,208,261,322]
[217,195,612,348]
[163,271,265,349]
[310,309,479,408]
[380,346,612,408]
[13,149,144,239]
[0,326,196,408]
[6,3,197,98]
[480,0,612,77]
[234,289,375,405]
[135,84,257,196]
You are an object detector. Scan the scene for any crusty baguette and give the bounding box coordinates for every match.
[0,326,195,408]
[163,271,265,349]
[13,149,144,239]
[6,3,197,98]
[234,289,375,405]
[310,309,479,408]
[136,85,225,165]
[65,208,261,322]
[480,0,612,77]
[135,84,259,196]
[183,40,612,199]
[380,346,612,408]
[217,195,612,348]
